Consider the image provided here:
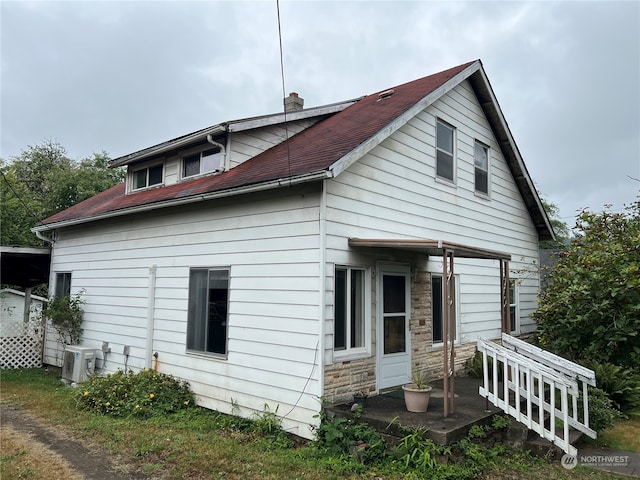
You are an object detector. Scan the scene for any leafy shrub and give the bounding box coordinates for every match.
[583,361,640,413]
[75,368,194,418]
[534,202,640,370]
[583,387,621,432]
[312,406,387,464]
[41,292,84,345]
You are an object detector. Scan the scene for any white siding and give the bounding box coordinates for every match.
[228,120,318,168]
[323,79,540,362]
[44,185,322,439]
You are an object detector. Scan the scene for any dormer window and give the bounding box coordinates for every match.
[183,147,223,178]
[132,164,163,190]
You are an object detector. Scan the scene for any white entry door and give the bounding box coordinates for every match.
[378,265,411,390]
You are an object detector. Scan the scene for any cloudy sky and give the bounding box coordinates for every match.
[2,1,638,225]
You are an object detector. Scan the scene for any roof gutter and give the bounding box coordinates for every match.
[109,124,227,168]
[32,169,334,232]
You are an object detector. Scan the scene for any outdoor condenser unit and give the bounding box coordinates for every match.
[61,346,96,383]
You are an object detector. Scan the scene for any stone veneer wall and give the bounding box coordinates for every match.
[324,269,480,404]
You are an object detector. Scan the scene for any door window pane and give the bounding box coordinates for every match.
[383,275,405,313]
[384,316,406,354]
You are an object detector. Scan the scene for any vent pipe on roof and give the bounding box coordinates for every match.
[284,92,304,112]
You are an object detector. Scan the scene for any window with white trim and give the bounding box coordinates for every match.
[131,164,163,190]
[509,279,519,334]
[182,147,223,178]
[186,268,229,356]
[436,120,455,182]
[334,266,369,355]
[474,140,489,195]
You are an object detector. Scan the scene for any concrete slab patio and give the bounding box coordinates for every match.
[327,376,501,445]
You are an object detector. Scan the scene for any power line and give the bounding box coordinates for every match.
[0,169,43,225]
[276,0,292,183]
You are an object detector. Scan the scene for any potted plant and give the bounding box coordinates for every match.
[401,369,432,412]
[352,389,368,407]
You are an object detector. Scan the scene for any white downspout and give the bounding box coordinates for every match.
[146,265,157,369]
[317,181,327,404]
[34,229,55,245]
[206,134,227,172]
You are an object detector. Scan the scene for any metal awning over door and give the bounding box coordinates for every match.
[348,238,512,418]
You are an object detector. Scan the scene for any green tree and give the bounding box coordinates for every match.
[539,197,570,249]
[533,201,640,370]
[1,140,125,247]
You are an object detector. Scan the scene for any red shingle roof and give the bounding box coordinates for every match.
[38,61,475,227]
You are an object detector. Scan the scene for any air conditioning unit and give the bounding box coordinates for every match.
[61,346,96,383]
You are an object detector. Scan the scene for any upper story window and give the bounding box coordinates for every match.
[132,164,163,191]
[182,147,223,179]
[474,141,489,195]
[436,120,455,182]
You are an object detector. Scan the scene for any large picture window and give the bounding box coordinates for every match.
[334,266,367,354]
[436,120,455,182]
[186,268,229,356]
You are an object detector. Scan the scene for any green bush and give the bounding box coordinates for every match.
[583,361,640,413]
[41,292,85,345]
[75,368,194,418]
[312,406,387,464]
[534,202,640,370]
[583,387,621,432]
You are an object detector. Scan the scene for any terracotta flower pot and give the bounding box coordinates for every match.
[402,383,432,412]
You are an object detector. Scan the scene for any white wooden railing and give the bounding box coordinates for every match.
[477,334,596,456]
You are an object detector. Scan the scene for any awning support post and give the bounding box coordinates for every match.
[443,248,456,417]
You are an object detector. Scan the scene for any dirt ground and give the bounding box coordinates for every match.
[1,405,148,480]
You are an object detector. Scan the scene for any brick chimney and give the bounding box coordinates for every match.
[284,92,304,112]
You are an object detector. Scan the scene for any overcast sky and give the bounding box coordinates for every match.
[2,1,639,224]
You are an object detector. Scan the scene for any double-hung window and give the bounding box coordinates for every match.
[334,266,368,356]
[436,120,455,182]
[183,147,223,178]
[132,164,163,190]
[474,141,489,195]
[186,268,229,356]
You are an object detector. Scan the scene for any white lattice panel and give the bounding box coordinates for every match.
[0,319,44,369]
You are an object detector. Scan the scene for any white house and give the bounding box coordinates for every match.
[33,60,553,439]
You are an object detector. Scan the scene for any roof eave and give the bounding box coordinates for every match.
[329,61,482,178]
[32,169,333,232]
[468,67,555,242]
[108,100,357,169]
